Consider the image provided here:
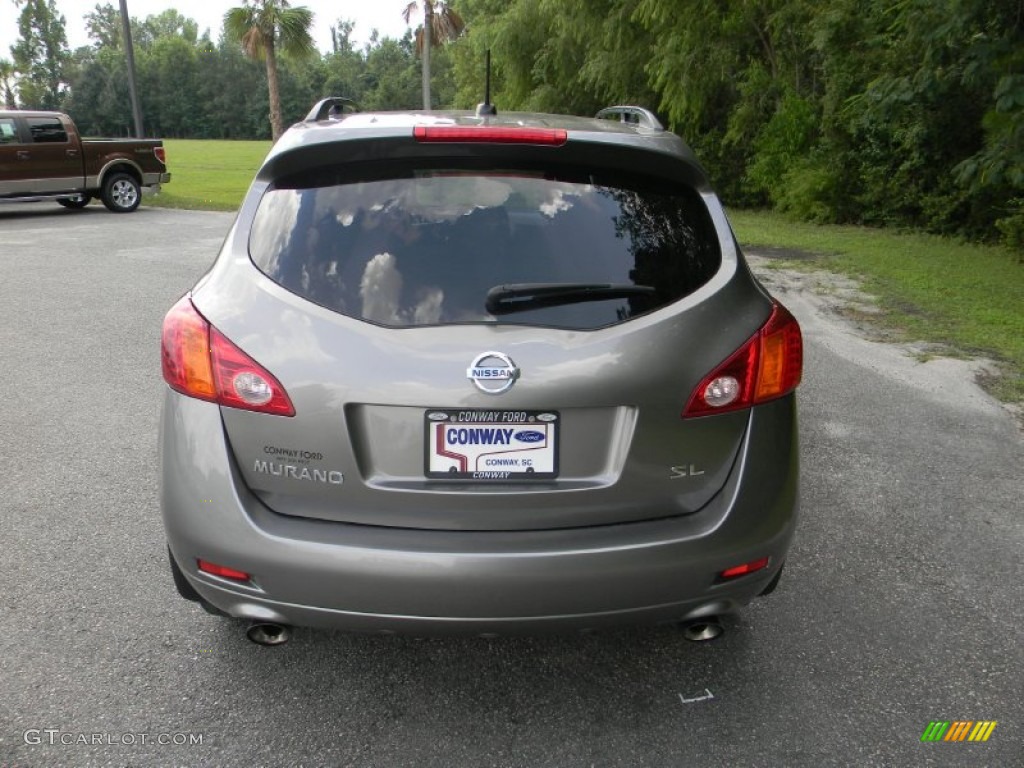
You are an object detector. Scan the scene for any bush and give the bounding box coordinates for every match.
[996,201,1024,262]
[772,156,847,224]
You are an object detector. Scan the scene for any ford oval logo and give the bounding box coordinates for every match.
[514,430,545,444]
[467,351,519,394]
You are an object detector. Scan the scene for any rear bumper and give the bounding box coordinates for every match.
[142,172,171,187]
[160,393,799,634]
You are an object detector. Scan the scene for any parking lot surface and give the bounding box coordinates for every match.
[0,202,1021,767]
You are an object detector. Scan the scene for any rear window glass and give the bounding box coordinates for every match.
[249,165,720,329]
[27,117,67,143]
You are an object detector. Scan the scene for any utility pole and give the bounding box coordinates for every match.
[421,1,432,110]
[119,0,144,137]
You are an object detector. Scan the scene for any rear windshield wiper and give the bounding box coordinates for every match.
[485,283,657,315]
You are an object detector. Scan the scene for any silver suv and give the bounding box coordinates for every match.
[160,100,802,644]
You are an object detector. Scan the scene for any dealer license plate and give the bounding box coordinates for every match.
[425,409,559,480]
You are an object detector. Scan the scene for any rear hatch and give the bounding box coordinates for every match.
[197,124,771,531]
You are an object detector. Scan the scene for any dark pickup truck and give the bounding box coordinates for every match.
[0,110,170,212]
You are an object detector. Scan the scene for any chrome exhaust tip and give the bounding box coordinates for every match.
[681,618,724,642]
[246,622,292,646]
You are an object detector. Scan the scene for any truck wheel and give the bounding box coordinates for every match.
[101,173,141,213]
[57,194,91,209]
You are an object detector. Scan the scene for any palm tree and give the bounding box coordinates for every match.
[224,0,315,141]
[402,1,465,110]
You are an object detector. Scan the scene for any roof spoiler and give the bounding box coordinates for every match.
[595,106,663,131]
[305,97,359,122]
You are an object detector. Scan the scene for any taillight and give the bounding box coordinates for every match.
[161,297,216,401]
[683,302,802,417]
[413,125,568,146]
[154,146,166,164]
[161,297,295,416]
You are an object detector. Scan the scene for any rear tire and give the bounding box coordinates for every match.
[101,172,141,212]
[57,194,91,209]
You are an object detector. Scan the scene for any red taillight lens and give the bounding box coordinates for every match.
[154,146,166,164]
[683,302,802,417]
[210,328,295,416]
[754,304,803,401]
[197,559,251,582]
[719,556,770,580]
[161,297,216,401]
[413,125,568,146]
[161,297,295,416]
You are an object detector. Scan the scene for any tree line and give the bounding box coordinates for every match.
[3,0,1022,251]
[2,1,458,140]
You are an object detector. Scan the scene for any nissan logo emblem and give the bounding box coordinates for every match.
[467,351,520,394]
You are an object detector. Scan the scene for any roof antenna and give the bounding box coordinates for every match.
[476,50,497,117]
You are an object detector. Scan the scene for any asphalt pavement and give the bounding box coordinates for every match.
[0,201,1021,767]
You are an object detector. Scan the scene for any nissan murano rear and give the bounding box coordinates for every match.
[159,100,801,643]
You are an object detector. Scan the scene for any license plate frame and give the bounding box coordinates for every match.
[424,409,559,480]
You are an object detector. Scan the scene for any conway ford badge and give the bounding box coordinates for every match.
[467,351,519,394]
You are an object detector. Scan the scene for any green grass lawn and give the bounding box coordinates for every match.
[153,139,271,210]
[729,210,1024,403]
[148,141,1023,404]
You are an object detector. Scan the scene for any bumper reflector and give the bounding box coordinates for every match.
[720,556,770,580]
[198,559,251,582]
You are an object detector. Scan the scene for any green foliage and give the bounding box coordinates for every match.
[996,200,1024,263]
[402,1,465,109]
[58,10,447,139]
[360,35,422,110]
[449,0,1024,250]
[450,0,655,115]
[773,156,847,223]
[223,0,316,61]
[137,10,200,47]
[0,58,17,107]
[815,0,1024,241]
[956,68,1024,256]
[84,3,122,50]
[617,1,817,203]
[11,0,71,109]
[145,36,200,137]
[189,38,270,139]
[24,0,1024,253]
[224,0,318,139]
[65,46,131,135]
[746,91,819,207]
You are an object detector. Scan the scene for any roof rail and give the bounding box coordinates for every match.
[305,97,359,122]
[595,106,663,131]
